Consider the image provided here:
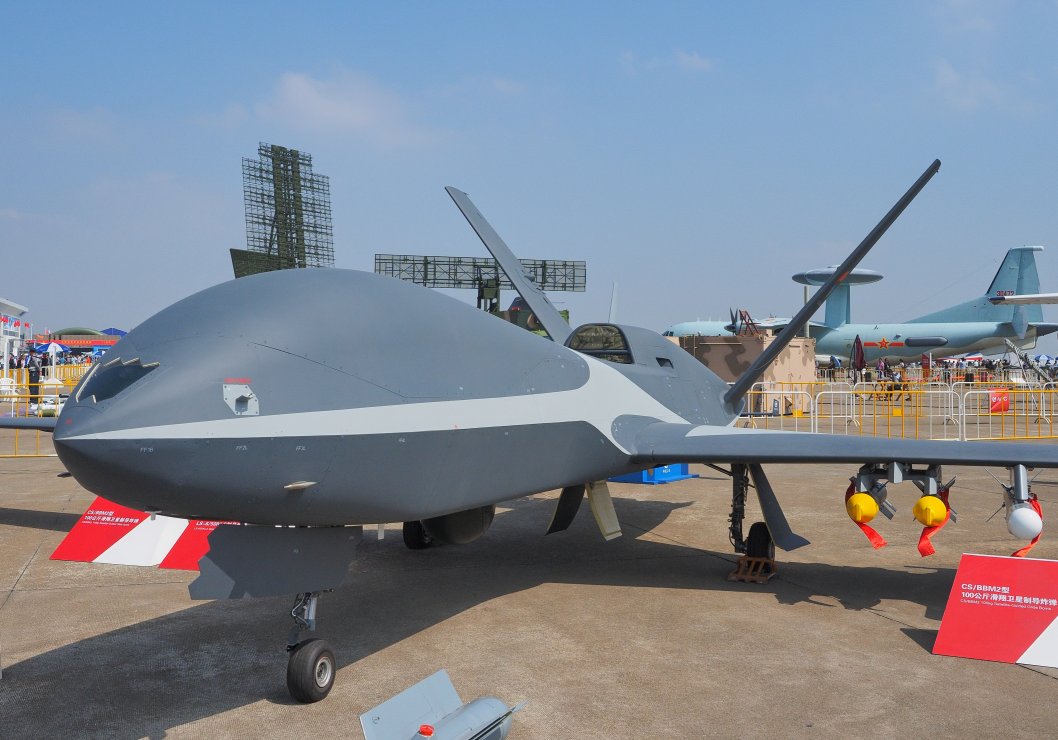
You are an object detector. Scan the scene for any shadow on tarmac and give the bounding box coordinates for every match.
[1,495,955,737]
[0,506,80,532]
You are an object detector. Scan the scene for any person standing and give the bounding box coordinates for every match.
[25,349,41,409]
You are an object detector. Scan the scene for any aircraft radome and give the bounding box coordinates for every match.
[4,159,1055,706]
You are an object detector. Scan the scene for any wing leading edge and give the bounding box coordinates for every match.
[630,422,1058,468]
[0,416,58,432]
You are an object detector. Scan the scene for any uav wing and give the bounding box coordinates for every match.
[446,186,573,344]
[0,416,58,432]
[630,422,1058,468]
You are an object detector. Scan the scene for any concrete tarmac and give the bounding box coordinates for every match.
[2,440,1057,738]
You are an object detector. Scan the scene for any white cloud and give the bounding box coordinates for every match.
[193,102,249,130]
[934,0,1000,35]
[674,50,713,72]
[933,58,1027,112]
[255,71,436,148]
[44,106,119,142]
[490,77,525,95]
[621,50,715,76]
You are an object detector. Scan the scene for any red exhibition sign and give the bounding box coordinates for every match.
[51,496,232,570]
[989,390,1010,413]
[934,553,1058,668]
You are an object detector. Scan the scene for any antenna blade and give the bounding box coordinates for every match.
[724,159,941,410]
[445,187,572,343]
[608,283,619,323]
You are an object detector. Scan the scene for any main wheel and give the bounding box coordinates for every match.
[402,520,433,550]
[745,522,775,568]
[286,638,336,703]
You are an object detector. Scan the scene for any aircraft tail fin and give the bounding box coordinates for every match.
[909,247,1044,324]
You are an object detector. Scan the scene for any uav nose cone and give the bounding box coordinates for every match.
[53,403,164,513]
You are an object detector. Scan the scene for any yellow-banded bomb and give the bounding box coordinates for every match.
[846,492,879,523]
[913,495,947,527]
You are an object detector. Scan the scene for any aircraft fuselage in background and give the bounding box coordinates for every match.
[797,320,1045,363]
[666,246,1058,362]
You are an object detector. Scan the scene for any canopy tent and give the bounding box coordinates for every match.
[35,342,70,355]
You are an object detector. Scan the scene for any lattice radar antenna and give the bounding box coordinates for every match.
[374,254,585,313]
[231,143,335,278]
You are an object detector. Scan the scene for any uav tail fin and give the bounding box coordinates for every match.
[909,247,1044,325]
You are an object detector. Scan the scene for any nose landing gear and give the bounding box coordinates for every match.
[286,591,336,703]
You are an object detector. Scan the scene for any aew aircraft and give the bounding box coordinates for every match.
[6,159,1057,705]
[667,246,1058,363]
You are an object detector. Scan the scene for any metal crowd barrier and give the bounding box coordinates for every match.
[1,364,89,387]
[812,388,961,440]
[961,388,1055,441]
[740,379,1058,442]
[0,392,60,457]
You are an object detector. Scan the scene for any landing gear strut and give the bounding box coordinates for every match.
[724,463,777,582]
[402,520,433,549]
[286,591,336,703]
[728,463,749,554]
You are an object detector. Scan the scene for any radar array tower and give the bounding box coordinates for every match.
[231,143,335,278]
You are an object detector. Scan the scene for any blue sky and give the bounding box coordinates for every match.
[3,1,1057,351]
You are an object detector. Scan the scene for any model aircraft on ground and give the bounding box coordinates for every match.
[4,159,1056,706]
[666,246,1058,363]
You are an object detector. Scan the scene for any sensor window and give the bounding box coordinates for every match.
[78,359,157,402]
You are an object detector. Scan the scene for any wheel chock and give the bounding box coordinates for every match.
[727,555,777,584]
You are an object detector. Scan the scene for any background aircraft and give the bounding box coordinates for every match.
[990,292,1058,305]
[4,160,1054,705]
[667,246,1058,362]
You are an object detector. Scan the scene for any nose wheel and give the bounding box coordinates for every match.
[287,638,336,703]
[286,591,336,703]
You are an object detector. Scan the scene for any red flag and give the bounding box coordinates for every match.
[850,335,866,371]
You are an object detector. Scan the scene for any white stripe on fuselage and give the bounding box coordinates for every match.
[66,356,689,454]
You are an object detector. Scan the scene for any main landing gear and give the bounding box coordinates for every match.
[726,463,777,583]
[286,591,336,703]
[402,520,433,549]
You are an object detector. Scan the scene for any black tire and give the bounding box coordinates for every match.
[745,521,775,563]
[286,638,336,703]
[402,520,433,550]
